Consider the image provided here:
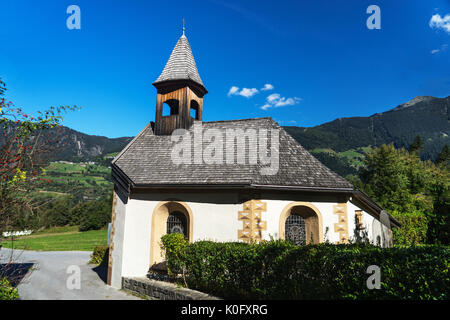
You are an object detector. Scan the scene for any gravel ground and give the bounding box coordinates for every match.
[0,248,140,300]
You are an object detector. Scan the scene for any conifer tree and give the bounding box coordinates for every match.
[408,135,424,155]
[435,144,449,166]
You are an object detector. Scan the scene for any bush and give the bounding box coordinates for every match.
[161,235,450,300]
[161,233,188,276]
[89,246,109,267]
[0,278,19,300]
[391,210,428,246]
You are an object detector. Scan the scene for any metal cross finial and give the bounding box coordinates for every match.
[182,18,185,35]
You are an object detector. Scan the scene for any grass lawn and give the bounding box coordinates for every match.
[1,227,108,251]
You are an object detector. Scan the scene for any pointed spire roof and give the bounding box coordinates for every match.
[153,33,204,88]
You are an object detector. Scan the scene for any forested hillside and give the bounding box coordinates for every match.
[0,124,132,162]
[285,95,449,176]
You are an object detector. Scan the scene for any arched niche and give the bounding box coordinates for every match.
[150,201,193,267]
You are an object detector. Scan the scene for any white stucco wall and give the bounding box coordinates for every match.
[347,200,392,246]
[110,191,392,287]
[109,191,127,288]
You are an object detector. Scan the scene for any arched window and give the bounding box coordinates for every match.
[285,214,306,245]
[163,99,179,116]
[166,211,187,237]
[279,202,322,245]
[190,100,199,120]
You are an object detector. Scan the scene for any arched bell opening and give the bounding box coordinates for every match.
[162,99,179,116]
[189,100,200,120]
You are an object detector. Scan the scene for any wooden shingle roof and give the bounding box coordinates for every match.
[153,34,204,88]
[112,118,353,190]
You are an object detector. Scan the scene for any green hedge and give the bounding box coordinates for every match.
[89,245,109,267]
[161,234,449,300]
[0,278,19,300]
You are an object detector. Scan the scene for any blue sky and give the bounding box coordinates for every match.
[1,0,449,138]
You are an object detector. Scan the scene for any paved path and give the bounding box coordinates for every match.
[0,248,140,300]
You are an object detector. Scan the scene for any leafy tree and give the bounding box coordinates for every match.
[390,210,428,246]
[46,197,74,227]
[359,144,412,212]
[78,196,112,231]
[0,77,78,234]
[357,143,449,245]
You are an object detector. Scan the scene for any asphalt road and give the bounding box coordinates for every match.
[0,248,140,300]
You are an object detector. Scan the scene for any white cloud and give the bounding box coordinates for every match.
[266,93,280,103]
[261,83,274,91]
[260,93,302,110]
[431,44,448,54]
[429,14,450,33]
[274,97,301,107]
[227,86,239,96]
[260,104,271,111]
[239,88,259,98]
[227,86,259,98]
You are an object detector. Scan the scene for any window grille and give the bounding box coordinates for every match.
[167,211,187,237]
[285,214,306,245]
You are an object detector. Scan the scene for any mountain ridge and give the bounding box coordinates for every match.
[2,95,448,177]
[284,95,449,158]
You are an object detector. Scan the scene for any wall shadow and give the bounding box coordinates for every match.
[0,263,34,287]
[92,265,107,284]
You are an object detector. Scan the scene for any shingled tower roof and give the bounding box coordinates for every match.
[153,33,204,89]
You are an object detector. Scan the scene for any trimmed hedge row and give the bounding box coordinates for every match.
[161,234,449,300]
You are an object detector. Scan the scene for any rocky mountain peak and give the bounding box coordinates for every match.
[393,96,435,111]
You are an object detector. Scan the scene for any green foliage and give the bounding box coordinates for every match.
[358,144,449,244]
[78,196,112,231]
[0,278,19,300]
[0,77,79,235]
[89,245,109,266]
[310,149,358,176]
[408,135,424,155]
[47,197,74,226]
[360,144,412,211]
[435,144,449,166]
[390,210,428,246]
[162,239,450,300]
[160,233,188,276]
[38,161,114,201]
[11,192,112,232]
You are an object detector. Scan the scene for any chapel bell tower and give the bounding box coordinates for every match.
[152,23,207,136]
